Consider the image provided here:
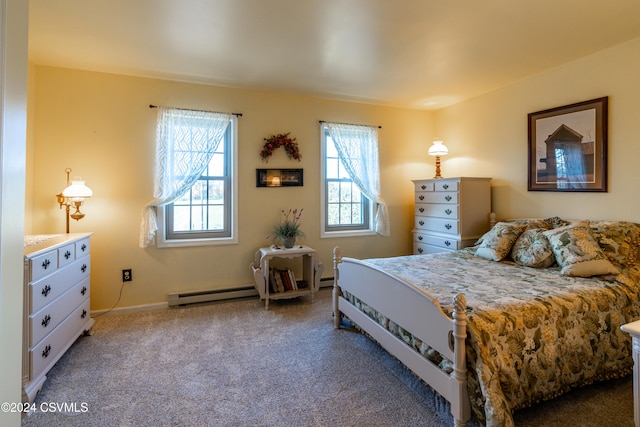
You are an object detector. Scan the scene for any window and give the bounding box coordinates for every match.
[321,126,373,236]
[164,122,233,241]
[141,108,238,248]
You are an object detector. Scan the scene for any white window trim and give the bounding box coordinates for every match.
[156,117,239,248]
[319,125,376,239]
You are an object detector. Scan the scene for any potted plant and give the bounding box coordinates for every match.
[268,208,305,248]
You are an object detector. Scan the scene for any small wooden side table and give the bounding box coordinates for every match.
[250,245,324,309]
[621,320,640,427]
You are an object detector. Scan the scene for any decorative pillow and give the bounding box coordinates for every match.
[510,228,556,268]
[543,221,619,277]
[590,221,640,268]
[475,222,526,261]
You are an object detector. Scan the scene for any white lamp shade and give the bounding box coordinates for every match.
[62,177,93,198]
[428,140,449,156]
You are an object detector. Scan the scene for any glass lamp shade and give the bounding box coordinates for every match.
[62,177,93,199]
[428,140,449,156]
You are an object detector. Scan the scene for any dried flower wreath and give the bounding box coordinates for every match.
[260,132,302,162]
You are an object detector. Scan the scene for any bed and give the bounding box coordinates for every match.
[332,218,640,426]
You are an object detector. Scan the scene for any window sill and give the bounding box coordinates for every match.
[156,236,238,248]
[320,229,376,239]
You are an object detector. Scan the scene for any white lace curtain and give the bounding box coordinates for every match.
[325,122,390,236]
[139,107,232,248]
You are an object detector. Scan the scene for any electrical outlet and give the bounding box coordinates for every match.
[122,269,132,282]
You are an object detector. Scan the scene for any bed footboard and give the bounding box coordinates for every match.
[332,247,470,427]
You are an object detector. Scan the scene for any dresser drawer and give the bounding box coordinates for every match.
[29,277,90,347]
[76,238,90,257]
[29,250,58,282]
[30,298,91,380]
[414,181,435,192]
[29,256,91,314]
[414,237,479,254]
[414,191,458,204]
[434,180,459,192]
[57,243,76,268]
[413,241,455,255]
[414,216,459,235]
[415,203,459,219]
[414,232,461,250]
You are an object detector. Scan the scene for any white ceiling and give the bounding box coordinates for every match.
[28,0,640,110]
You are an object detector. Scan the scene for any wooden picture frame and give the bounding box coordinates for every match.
[256,169,303,187]
[528,97,608,192]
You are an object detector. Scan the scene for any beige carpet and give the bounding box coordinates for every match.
[21,289,634,426]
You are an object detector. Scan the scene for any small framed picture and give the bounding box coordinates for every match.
[528,97,608,192]
[256,169,303,187]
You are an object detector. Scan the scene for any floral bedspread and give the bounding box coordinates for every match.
[350,249,640,427]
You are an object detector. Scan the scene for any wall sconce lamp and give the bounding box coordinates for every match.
[56,168,93,233]
[428,140,448,178]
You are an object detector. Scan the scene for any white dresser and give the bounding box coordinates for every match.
[22,233,94,403]
[621,320,640,427]
[413,177,491,254]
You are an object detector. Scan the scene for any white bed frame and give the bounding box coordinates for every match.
[332,247,471,427]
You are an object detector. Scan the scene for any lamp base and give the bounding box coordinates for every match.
[433,156,443,179]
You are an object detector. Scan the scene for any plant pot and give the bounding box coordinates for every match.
[282,236,296,248]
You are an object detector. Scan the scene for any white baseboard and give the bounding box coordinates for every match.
[91,301,168,317]
[91,277,334,316]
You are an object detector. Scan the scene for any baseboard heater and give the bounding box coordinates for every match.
[168,278,334,307]
[168,286,258,307]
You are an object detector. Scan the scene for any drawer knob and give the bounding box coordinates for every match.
[81,286,87,296]
[445,241,451,246]
[41,314,51,328]
[421,185,426,190]
[42,259,51,270]
[81,264,87,273]
[445,223,452,230]
[81,309,87,319]
[418,195,424,201]
[41,285,51,297]
[418,207,424,213]
[443,184,449,189]
[445,195,452,202]
[418,235,423,241]
[64,250,71,260]
[418,220,425,226]
[42,345,51,358]
[417,247,424,254]
[445,209,452,215]
[81,244,87,252]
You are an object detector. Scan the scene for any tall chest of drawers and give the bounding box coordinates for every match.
[22,233,94,403]
[413,177,491,254]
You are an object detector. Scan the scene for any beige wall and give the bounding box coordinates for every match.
[28,35,640,312]
[435,37,640,222]
[28,66,433,310]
